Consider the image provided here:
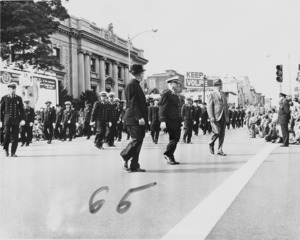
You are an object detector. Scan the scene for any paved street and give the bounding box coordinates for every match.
[0,128,300,239]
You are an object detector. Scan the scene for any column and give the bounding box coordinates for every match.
[71,45,79,98]
[124,65,129,86]
[84,51,91,90]
[108,61,113,77]
[99,56,106,92]
[121,65,125,81]
[113,61,119,95]
[78,49,85,95]
[95,56,100,92]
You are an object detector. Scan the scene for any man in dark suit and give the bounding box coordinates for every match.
[0,83,25,157]
[120,64,148,172]
[193,100,202,136]
[207,79,229,156]
[42,101,56,144]
[91,92,111,149]
[148,98,160,144]
[278,93,290,147]
[159,76,182,165]
[227,106,232,130]
[61,101,76,141]
[231,106,237,129]
[20,99,35,146]
[83,101,92,140]
[106,92,119,147]
[54,104,64,140]
[181,97,195,144]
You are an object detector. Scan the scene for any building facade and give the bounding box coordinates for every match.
[50,16,148,99]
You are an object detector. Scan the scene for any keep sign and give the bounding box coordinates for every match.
[185,72,204,88]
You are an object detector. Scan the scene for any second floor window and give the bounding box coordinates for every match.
[53,48,60,62]
[91,58,95,72]
[118,66,122,79]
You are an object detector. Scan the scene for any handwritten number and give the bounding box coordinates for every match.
[116,182,157,214]
[89,186,109,214]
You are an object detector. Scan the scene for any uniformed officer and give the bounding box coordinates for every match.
[54,104,64,140]
[61,101,76,141]
[193,100,202,136]
[106,92,119,147]
[0,83,25,157]
[181,97,196,143]
[83,101,93,140]
[91,91,111,149]
[42,101,56,144]
[20,99,35,146]
[114,98,123,141]
[148,98,160,144]
[278,93,290,147]
[159,76,182,165]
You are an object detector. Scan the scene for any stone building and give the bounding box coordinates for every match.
[50,15,148,99]
[145,70,185,94]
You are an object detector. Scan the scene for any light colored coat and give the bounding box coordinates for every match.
[207,90,229,121]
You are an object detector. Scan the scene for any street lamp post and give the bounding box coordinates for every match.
[127,29,158,80]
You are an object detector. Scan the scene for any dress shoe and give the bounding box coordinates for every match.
[47,140,52,144]
[130,168,146,172]
[217,151,226,156]
[61,139,66,142]
[5,150,9,157]
[280,144,289,147]
[25,143,29,146]
[209,144,214,154]
[11,153,17,157]
[164,155,176,165]
[21,143,25,147]
[121,158,130,172]
[68,139,72,142]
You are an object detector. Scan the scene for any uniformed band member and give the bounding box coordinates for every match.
[54,105,64,140]
[207,79,229,156]
[148,98,160,144]
[21,99,35,146]
[0,83,25,157]
[91,91,111,149]
[61,101,76,141]
[42,101,56,144]
[83,101,92,140]
[159,76,182,165]
[120,64,148,172]
[106,92,119,147]
[278,92,290,147]
[193,100,202,136]
[181,97,195,144]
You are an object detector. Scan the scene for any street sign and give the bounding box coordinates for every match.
[185,72,204,88]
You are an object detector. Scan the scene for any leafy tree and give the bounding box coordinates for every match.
[80,90,99,106]
[58,81,73,105]
[0,0,69,70]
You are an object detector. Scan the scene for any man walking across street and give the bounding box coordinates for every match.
[54,104,64,140]
[207,79,229,156]
[193,100,202,136]
[61,101,76,142]
[106,92,119,147]
[278,92,290,147]
[21,99,35,146]
[159,76,182,165]
[0,83,25,157]
[120,64,148,172]
[42,101,56,144]
[83,101,92,140]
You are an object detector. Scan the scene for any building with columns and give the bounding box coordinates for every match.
[50,16,148,99]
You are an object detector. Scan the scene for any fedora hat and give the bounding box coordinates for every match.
[129,64,145,74]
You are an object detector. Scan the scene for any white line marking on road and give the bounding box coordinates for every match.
[162,144,277,240]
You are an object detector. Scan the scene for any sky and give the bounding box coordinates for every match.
[64,0,300,103]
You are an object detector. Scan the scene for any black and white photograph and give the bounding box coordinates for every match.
[1,0,300,239]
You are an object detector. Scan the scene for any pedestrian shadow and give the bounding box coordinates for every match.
[180,161,247,166]
[146,167,236,174]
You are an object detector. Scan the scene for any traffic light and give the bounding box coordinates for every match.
[276,65,283,82]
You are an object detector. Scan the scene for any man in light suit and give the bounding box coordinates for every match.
[207,79,229,156]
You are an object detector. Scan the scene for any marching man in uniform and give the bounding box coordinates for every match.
[148,98,160,144]
[0,83,25,157]
[181,97,195,144]
[106,92,119,147]
[61,101,76,142]
[42,101,56,144]
[21,99,35,146]
[91,91,111,149]
[159,76,182,165]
